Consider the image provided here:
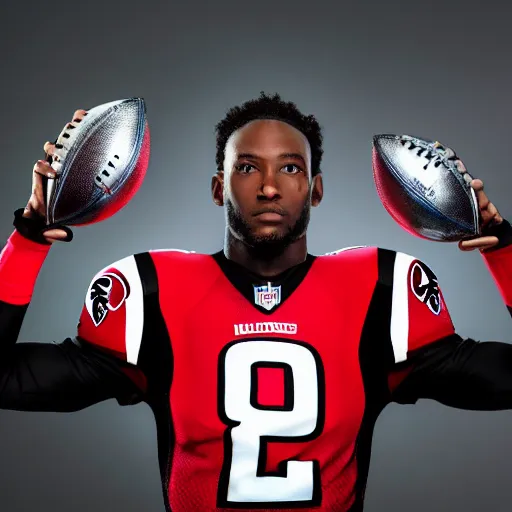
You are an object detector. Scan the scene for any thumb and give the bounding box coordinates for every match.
[458,236,499,251]
[43,228,70,243]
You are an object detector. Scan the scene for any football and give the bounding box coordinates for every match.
[372,134,480,242]
[45,97,150,227]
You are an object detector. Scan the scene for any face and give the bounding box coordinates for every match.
[212,119,323,252]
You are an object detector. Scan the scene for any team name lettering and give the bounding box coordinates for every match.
[234,322,298,336]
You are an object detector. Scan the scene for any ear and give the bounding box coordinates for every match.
[211,171,224,206]
[311,173,323,207]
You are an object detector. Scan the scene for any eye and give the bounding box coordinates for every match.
[281,164,302,174]
[235,164,256,173]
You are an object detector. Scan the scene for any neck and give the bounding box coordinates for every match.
[223,228,308,278]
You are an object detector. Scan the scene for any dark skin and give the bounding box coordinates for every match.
[34,111,504,260]
[211,119,324,277]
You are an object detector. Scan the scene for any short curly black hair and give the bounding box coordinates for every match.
[215,92,323,176]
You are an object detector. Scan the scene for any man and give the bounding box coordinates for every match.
[0,92,511,512]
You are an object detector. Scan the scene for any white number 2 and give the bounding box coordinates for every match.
[217,340,323,507]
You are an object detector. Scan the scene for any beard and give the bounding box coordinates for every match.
[226,196,311,260]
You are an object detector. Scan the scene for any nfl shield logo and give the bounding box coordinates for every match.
[254,282,282,311]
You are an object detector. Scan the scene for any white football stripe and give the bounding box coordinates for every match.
[106,255,145,365]
[390,252,415,363]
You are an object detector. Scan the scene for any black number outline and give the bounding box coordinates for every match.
[217,337,326,509]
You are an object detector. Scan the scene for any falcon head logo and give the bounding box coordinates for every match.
[410,261,441,315]
[85,272,129,327]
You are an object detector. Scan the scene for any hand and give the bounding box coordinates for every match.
[22,109,88,244]
[457,174,503,252]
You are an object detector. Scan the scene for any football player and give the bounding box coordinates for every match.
[1,92,511,512]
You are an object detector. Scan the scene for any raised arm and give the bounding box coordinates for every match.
[0,228,147,412]
[0,107,148,412]
[383,225,512,409]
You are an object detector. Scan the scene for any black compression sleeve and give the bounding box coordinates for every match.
[0,300,29,352]
[0,337,144,412]
[392,334,512,410]
[0,285,144,411]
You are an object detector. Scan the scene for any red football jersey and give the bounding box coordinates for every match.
[77,246,455,511]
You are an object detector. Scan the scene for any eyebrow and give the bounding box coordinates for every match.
[236,152,306,165]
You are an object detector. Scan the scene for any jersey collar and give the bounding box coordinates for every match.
[211,251,316,315]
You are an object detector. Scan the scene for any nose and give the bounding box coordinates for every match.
[259,169,280,200]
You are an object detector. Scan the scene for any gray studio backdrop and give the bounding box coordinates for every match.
[1,1,511,511]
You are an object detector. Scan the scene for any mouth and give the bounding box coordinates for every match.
[253,207,286,216]
[252,208,287,223]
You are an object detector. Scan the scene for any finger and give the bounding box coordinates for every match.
[30,161,55,218]
[33,160,56,186]
[454,159,474,185]
[43,229,69,242]
[455,159,467,174]
[43,141,64,163]
[458,236,499,251]
[470,178,491,210]
[471,178,484,191]
[480,201,496,226]
[43,141,55,155]
[72,109,88,122]
[21,202,37,219]
[481,202,504,228]
[25,194,46,218]
[469,177,504,228]
[452,156,474,183]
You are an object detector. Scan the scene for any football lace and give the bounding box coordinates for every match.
[400,136,458,171]
[50,117,88,173]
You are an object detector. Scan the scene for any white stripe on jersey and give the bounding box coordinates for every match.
[323,246,366,256]
[390,252,416,364]
[150,248,195,253]
[99,255,145,365]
